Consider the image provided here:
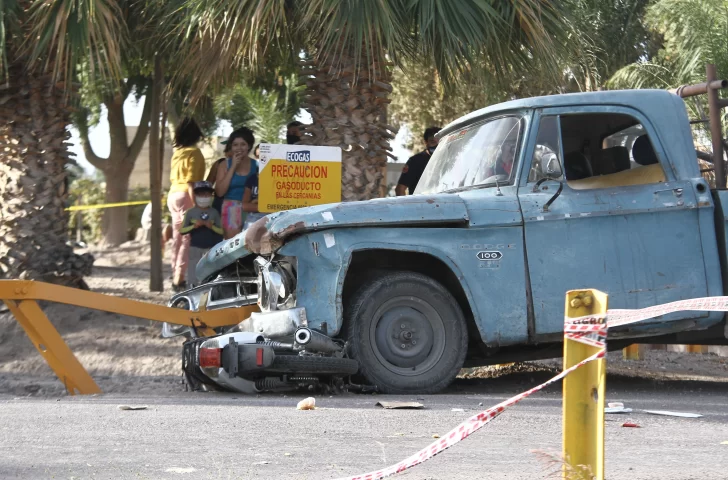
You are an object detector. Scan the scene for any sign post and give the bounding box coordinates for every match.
[257,144,342,213]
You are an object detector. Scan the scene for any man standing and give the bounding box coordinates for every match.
[287,121,303,144]
[395,126,441,196]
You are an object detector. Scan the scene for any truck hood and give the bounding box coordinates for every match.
[245,194,470,254]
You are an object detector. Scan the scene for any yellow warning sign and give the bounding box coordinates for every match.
[258,144,342,213]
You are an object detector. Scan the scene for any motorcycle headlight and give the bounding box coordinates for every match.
[255,257,296,312]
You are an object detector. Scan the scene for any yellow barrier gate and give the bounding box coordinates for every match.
[0,280,257,395]
[563,289,607,480]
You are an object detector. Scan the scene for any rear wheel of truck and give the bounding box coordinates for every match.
[346,271,468,394]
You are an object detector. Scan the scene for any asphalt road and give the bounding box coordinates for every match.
[1,372,727,480]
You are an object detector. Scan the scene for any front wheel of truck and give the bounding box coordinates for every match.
[345,271,468,394]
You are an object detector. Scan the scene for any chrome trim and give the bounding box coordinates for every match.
[162,278,257,339]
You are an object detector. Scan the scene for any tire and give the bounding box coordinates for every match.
[267,355,359,375]
[346,271,468,394]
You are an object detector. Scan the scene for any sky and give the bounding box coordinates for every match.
[67,96,415,175]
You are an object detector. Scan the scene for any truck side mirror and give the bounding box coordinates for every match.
[543,152,563,179]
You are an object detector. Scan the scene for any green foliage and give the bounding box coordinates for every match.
[390,60,508,151]
[66,178,105,244]
[0,0,19,81]
[215,72,303,143]
[609,0,728,90]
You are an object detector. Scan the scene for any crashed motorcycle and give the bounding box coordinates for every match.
[162,232,359,394]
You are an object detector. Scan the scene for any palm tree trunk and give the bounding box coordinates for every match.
[298,50,397,202]
[0,70,94,287]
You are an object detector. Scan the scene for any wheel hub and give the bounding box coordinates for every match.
[375,306,434,369]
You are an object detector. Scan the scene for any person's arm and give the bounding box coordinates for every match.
[395,162,412,196]
[206,159,222,184]
[242,187,259,213]
[179,211,196,234]
[209,210,224,236]
[215,154,242,197]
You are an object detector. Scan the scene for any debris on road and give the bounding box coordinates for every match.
[451,408,465,412]
[606,402,633,414]
[643,410,703,418]
[117,405,148,411]
[376,401,424,409]
[622,422,641,428]
[432,434,440,438]
[297,397,316,410]
[252,461,271,466]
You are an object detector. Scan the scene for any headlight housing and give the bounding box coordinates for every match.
[255,256,296,312]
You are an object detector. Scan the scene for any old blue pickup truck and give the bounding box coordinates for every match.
[168,89,728,395]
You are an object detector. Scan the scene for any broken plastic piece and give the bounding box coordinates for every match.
[376,401,424,409]
[605,406,633,414]
[622,422,640,428]
[643,410,702,418]
[117,405,148,411]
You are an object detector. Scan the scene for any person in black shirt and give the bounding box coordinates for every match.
[396,126,441,196]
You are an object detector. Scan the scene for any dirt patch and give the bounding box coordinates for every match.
[1,240,727,397]
[0,241,187,397]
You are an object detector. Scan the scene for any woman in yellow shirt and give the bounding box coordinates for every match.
[167,117,206,292]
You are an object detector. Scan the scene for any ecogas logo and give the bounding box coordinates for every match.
[286,151,311,162]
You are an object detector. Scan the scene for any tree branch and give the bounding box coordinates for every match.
[127,87,154,164]
[80,131,107,171]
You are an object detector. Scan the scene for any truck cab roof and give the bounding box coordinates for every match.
[438,89,685,138]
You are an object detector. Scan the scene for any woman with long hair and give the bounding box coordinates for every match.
[167,117,206,291]
[215,127,258,239]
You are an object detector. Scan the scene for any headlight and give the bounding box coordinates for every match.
[255,257,296,312]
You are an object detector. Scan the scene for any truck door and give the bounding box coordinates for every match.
[518,107,712,338]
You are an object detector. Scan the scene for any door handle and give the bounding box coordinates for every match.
[653,187,683,197]
[653,187,684,206]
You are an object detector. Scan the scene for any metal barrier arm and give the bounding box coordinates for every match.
[0,280,258,395]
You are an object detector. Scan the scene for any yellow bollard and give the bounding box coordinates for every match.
[563,289,607,480]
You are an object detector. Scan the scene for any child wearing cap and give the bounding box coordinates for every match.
[179,181,224,289]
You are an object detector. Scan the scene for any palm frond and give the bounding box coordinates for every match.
[607,62,676,90]
[22,0,127,87]
[160,0,292,101]
[299,0,412,78]
[411,0,569,90]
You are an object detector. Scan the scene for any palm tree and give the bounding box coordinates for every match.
[168,0,570,201]
[0,0,126,286]
[0,0,570,285]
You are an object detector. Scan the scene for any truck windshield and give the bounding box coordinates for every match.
[414,115,524,195]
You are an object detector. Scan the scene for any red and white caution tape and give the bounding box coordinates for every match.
[608,296,728,327]
[335,321,606,480]
[335,295,728,480]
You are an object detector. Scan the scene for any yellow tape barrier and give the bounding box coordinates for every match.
[65,200,151,212]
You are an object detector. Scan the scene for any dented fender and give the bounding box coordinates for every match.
[244,195,470,254]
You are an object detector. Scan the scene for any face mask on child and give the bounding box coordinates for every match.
[196,196,213,208]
